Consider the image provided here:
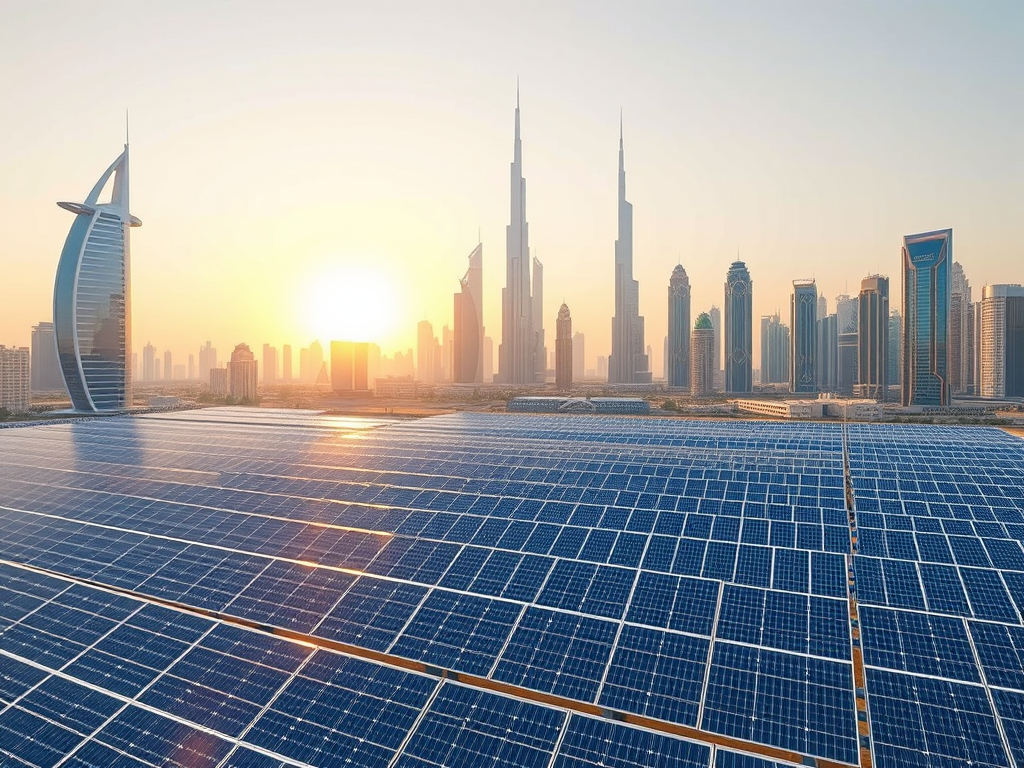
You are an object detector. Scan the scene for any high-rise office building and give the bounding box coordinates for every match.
[609,119,650,384]
[209,367,228,395]
[282,345,292,382]
[724,261,753,393]
[143,342,156,383]
[417,320,436,383]
[30,322,62,392]
[667,265,691,389]
[532,256,546,383]
[331,341,369,392]
[980,284,1024,398]
[817,295,827,322]
[227,344,258,401]
[454,243,484,384]
[164,350,172,381]
[791,280,817,394]
[198,342,217,384]
[709,306,722,391]
[760,314,790,385]
[498,90,535,386]
[888,310,902,388]
[572,333,585,382]
[836,294,858,396]
[817,314,838,392]
[902,228,952,406]
[0,346,31,412]
[262,344,278,385]
[691,313,715,397]
[597,356,608,379]
[857,276,890,401]
[555,304,572,392]
[441,325,453,383]
[54,143,140,412]
[483,336,494,383]
[974,301,983,395]
[950,261,974,395]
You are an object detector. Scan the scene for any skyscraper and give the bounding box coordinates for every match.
[54,143,140,412]
[980,284,1024,398]
[710,306,722,390]
[199,342,217,384]
[791,280,817,394]
[902,228,951,406]
[760,314,790,385]
[532,256,546,383]
[227,343,258,401]
[453,243,483,384]
[572,333,585,382]
[142,342,156,382]
[836,294,858,396]
[262,344,278,385]
[417,321,436,384]
[164,350,172,381]
[724,261,753,393]
[950,261,974,395]
[498,89,535,386]
[483,336,494,383]
[441,325,453,383]
[667,264,691,389]
[331,341,369,392]
[282,344,292,382]
[857,275,890,401]
[30,322,63,392]
[691,313,715,397]
[817,295,828,322]
[888,310,903,388]
[609,119,650,384]
[817,314,838,392]
[555,304,572,392]
[0,346,31,412]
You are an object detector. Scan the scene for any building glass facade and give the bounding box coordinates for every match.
[54,146,140,412]
[790,280,817,393]
[902,229,951,406]
[667,265,691,388]
[724,261,752,393]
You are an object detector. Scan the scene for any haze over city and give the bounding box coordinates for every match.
[1,1,1021,374]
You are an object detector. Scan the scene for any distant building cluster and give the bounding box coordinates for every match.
[22,102,1023,414]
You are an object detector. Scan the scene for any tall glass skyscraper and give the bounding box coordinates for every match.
[902,228,951,406]
[609,119,650,384]
[54,145,141,412]
[454,242,483,383]
[667,264,691,388]
[790,280,817,394]
[724,261,752,393]
[836,294,859,396]
[857,275,889,401]
[760,314,790,385]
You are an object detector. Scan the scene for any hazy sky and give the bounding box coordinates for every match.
[1,1,1021,374]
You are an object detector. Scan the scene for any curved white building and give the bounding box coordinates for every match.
[54,145,141,411]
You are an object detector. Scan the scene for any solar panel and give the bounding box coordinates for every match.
[2,409,1024,766]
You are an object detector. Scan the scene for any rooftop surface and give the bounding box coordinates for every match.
[1,407,1023,767]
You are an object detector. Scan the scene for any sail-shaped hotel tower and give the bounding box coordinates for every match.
[54,145,141,412]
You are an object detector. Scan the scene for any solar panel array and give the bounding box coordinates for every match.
[0,407,1022,768]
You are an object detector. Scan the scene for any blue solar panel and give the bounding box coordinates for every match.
[552,714,710,768]
[492,607,617,701]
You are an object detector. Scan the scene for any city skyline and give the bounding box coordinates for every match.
[1,3,1022,376]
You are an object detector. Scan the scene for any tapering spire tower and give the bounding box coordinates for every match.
[498,84,535,385]
[609,115,651,384]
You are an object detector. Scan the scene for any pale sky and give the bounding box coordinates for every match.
[1,1,1021,375]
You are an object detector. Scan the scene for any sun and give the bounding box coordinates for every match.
[302,265,400,344]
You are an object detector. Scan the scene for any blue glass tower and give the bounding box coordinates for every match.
[54,145,141,412]
[724,261,752,393]
[790,280,818,393]
[902,229,951,406]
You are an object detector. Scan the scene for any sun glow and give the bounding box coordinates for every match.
[303,265,401,345]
